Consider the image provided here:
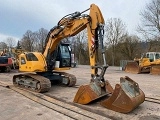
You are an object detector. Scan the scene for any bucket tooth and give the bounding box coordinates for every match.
[73,80,113,104]
[125,61,141,74]
[100,76,145,113]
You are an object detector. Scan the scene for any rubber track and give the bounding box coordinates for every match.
[13,73,51,93]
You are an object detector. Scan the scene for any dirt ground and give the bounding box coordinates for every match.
[0,65,160,120]
[0,87,75,120]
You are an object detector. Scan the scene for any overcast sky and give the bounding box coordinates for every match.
[0,0,151,42]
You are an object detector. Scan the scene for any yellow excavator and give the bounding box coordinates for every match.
[125,52,160,74]
[13,4,145,113]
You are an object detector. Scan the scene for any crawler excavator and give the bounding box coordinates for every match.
[12,4,145,113]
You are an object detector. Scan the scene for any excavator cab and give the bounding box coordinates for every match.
[19,43,71,72]
[53,43,72,69]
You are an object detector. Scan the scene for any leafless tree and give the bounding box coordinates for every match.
[34,28,48,52]
[0,42,8,50]
[118,34,141,60]
[20,30,35,51]
[5,37,16,48]
[76,30,89,64]
[70,29,89,65]
[20,28,48,52]
[105,18,126,66]
[138,0,160,40]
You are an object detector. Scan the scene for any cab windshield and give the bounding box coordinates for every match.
[60,45,70,58]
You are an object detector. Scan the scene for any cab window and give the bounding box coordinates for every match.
[155,53,160,59]
[21,57,26,64]
[149,53,154,62]
[26,53,38,61]
[60,45,70,58]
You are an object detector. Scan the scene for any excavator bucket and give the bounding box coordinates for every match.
[100,76,145,113]
[150,64,160,75]
[73,80,114,104]
[125,61,141,74]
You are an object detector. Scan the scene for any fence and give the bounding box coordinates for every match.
[119,60,133,71]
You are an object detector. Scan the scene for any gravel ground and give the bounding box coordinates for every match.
[0,87,74,120]
[0,65,160,120]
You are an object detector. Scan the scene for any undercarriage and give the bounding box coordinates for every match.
[13,72,77,93]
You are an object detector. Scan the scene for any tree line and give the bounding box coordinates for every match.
[1,0,160,66]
